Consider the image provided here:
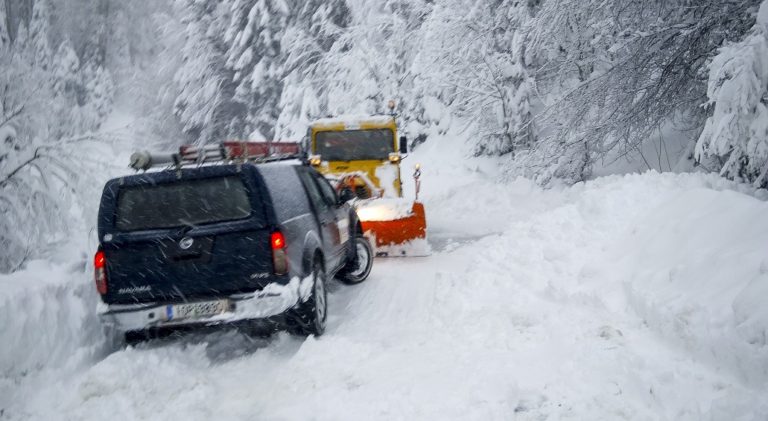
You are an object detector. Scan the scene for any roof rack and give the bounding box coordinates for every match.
[129,141,303,171]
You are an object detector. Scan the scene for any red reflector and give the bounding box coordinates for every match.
[94,250,107,295]
[271,231,288,275]
[271,231,286,250]
[94,250,105,268]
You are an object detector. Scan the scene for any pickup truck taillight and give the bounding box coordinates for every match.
[94,250,108,294]
[271,231,288,275]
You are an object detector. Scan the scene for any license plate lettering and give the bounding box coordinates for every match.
[167,299,228,321]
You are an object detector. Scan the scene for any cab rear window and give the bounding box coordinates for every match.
[116,176,252,231]
[315,129,393,161]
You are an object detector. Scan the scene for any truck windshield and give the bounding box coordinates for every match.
[116,176,252,231]
[315,129,394,161]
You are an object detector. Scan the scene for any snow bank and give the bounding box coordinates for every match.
[411,130,768,396]
[443,171,768,418]
[407,127,554,238]
[0,258,106,380]
[613,183,768,384]
[734,272,768,347]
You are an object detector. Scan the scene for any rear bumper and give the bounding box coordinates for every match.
[99,276,313,333]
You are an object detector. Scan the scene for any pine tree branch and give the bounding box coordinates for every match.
[0,104,24,128]
[0,133,101,188]
[0,147,41,189]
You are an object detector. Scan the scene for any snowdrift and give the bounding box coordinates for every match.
[0,259,106,380]
[614,182,768,384]
[411,171,768,418]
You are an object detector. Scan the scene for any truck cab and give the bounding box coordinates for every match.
[308,115,407,198]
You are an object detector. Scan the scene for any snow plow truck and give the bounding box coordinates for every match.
[306,114,428,256]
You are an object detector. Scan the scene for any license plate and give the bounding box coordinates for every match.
[166,299,229,321]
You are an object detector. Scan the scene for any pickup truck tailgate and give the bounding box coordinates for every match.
[103,228,275,304]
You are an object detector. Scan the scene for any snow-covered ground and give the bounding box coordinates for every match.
[2,136,768,420]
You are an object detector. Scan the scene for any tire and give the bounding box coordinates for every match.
[338,236,373,285]
[287,258,328,336]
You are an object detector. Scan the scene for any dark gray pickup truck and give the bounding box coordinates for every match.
[94,160,372,344]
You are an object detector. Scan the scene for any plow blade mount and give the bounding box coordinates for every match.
[358,201,429,257]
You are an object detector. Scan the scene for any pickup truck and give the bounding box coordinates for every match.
[95,159,373,344]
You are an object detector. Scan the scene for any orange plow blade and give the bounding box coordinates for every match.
[359,202,429,256]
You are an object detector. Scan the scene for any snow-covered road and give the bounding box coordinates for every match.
[2,169,768,420]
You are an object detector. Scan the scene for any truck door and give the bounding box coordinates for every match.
[297,168,343,271]
[312,171,350,260]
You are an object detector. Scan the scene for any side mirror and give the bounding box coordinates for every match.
[399,136,408,154]
[338,187,355,204]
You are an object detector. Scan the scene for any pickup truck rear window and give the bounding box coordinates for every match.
[116,176,252,231]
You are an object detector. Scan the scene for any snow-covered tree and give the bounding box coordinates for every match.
[0,0,116,272]
[172,0,350,143]
[695,1,768,187]
[0,26,67,272]
[0,2,9,47]
[418,0,536,155]
[104,9,131,76]
[274,0,350,139]
[223,0,291,140]
[311,0,431,143]
[171,0,227,143]
[517,0,761,183]
[28,0,52,69]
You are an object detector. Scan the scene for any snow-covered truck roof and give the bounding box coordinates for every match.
[309,115,396,131]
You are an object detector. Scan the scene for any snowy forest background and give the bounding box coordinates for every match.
[1,0,768,273]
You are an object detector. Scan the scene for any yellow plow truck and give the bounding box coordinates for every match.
[307,114,428,256]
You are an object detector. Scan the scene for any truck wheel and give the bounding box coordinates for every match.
[287,259,327,336]
[338,236,373,285]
